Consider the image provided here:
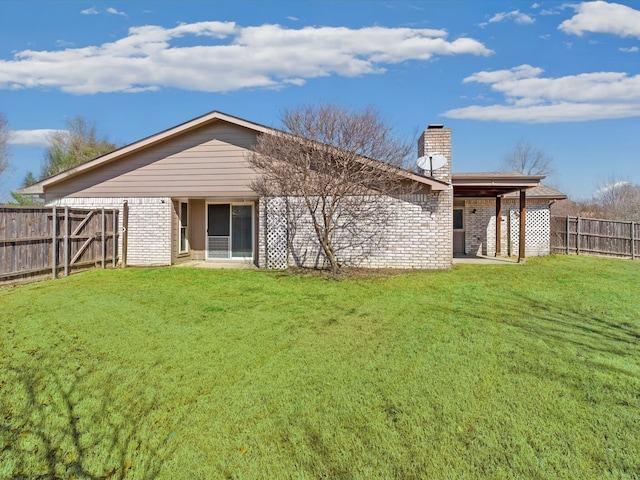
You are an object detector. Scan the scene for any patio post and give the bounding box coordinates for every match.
[518,189,526,263]
[495,195,502,257]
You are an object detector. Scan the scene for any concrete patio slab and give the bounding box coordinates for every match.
[174,260,257,269]
[453,255,520,265]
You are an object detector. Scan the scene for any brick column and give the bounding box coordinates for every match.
[418,125,452,184]
[418,125,453,266]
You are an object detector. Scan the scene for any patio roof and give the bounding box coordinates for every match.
[452,172,545,197]
[503,183,567,200]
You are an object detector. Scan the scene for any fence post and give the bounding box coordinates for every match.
[565,216,570,255]
[576,216,581,255]
[122,201,128,268]
[64,206,69,276]
[632,221,636,260]
[52,207,57,279]
[101,208,106,268]
[112,208,117,268]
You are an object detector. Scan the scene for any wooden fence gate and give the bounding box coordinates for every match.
[0,206,119,284]
[551,216,638,260]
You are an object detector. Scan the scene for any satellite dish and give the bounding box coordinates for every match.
[416,153,447,176]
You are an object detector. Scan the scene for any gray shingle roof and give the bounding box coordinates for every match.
[503,184,566,199]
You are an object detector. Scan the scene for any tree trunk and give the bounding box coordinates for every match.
[321,237,339,274]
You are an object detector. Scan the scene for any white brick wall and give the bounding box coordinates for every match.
[47,197,173,266]
[259,190,453,270]
[464,198,552,257]
[418,127,451,183]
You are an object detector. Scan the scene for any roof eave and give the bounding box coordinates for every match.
[504,192,568,200]
[452,178,544,189]
[407,173,449,191]
[15,184,44,195]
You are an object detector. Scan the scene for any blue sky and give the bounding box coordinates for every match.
[1,0,639,202]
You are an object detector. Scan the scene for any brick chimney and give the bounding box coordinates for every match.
[418,124,451,183]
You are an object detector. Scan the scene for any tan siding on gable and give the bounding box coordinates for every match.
[46,122,260,200]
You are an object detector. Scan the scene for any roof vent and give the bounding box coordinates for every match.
[428,124,444,129]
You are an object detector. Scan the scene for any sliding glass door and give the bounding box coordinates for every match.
[206,203,253,260]
[231,205,253,258]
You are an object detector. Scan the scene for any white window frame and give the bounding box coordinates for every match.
[179,201,189,254]
[205,202,254,261]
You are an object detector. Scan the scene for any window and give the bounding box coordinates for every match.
[179,201,188,253]
[453,209,464,230]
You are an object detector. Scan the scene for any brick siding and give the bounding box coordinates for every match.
[259,190,453,270]
[463,198,552,257]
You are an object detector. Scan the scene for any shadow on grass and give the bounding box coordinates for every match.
[0,356,177,479]
[461,289,640,380]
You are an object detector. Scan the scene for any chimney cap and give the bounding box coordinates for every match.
[427,124,444,129]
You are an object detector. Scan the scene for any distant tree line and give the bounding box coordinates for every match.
[552,178,640,223]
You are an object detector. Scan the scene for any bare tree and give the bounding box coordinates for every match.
[0,113,10,178]
[592,175,640,222]
[503,139,554,176]
[248,104,412,273]
[40,115,116,179]
[550,198,587,217]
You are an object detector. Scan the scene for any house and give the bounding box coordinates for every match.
[19,111,565,269]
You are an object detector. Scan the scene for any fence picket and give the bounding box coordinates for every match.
[551,216,638,260]
[0,206,120,284]
[52,207,57,279]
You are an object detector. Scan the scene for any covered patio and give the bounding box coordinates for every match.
[451,172,546,263]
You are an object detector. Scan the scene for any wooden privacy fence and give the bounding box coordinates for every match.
[0,206,119,283]
[551,216,638,260]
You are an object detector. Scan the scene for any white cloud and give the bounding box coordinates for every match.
[55,40,75,48]
[106,7,127,17]
[489,10,535,25]
[620,46,639,52]
[559,1,640,38]
[8,129,66,147]
[593,180,631,196]
[81,6,99,15]
[0,22,492,94]
[442,65,640,123]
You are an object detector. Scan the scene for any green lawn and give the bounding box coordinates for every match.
[1,256,639,479]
